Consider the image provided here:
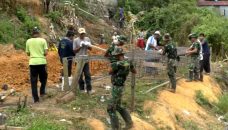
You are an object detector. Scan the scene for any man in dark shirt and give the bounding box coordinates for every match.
[199,33,210,74]
[58,30,75,76]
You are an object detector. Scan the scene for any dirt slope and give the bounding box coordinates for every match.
[144,76,223,130]
[0,44,109,93]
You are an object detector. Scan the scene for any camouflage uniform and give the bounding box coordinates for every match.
[106,44,118,63]
[188,42,201,81]
[163,42,178,90]
[107,49,135,130]
[105,35,127,63]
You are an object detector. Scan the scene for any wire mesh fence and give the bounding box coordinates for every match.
[68,47,190,84]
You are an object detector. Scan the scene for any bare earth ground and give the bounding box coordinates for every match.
[0,44,225,130]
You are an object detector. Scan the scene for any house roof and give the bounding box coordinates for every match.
[198,0,228,6]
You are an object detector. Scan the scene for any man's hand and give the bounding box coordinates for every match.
[109,68,113,75]
[131,68,137,74]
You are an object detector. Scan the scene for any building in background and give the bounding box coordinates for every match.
[198,0,228,17]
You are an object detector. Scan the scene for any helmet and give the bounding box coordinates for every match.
[188,33,198,40]
[112,47,124,56]
[117,35,127,43]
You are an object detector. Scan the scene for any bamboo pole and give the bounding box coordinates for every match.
[144,77,183,94]
[130,21,136,112]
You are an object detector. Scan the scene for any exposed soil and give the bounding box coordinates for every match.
[144,76,223,130]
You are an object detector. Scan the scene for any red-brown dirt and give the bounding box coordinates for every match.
[0,44,109,93]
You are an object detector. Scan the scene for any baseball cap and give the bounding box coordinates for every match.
[78,28,86,34]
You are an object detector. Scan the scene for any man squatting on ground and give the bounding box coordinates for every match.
[26,27,48,103]
[107,47,136,130]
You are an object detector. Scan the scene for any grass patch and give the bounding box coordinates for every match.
[123,80,159,118]
[71,118,92,130]
[182,120,201,130]
[5,107,68,129]
[195,90,212,108]
[215,93,228,114]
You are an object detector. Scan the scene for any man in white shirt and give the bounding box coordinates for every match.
[145,31,161,51]
[112,32,119,44]
[73,28,93,94]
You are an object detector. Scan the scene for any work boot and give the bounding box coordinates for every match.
[186,71,193,82]
[110,117,120,130]
[185,79,192,82]
[168,88,176,93]
[118,109,133,130]
[123,122,133,130]
[199,73,203,82]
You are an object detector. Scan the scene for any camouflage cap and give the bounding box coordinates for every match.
[188,33,198,39]
[117,35,127,43]
[163,33,171,41]
[112,47,124,56]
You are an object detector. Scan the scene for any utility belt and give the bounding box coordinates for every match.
[113,85,124,88]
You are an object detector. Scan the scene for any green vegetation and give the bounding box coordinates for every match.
[121,0,228,58]
[182,120,201,130]
[46,11,63,23]
[123,80,158,118]
[16,7,40,35]
[214,93,228,118]
[195,90,228,122]
[5,108,68,130]
[195,90,212,108]
[0,7,41,50]
[118,0,170,14]
[0,14,27,49]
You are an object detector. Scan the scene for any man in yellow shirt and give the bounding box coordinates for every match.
[26,27,48,103]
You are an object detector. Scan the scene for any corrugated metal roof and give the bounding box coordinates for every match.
[198,0,228,6]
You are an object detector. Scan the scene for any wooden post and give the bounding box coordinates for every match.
[63,58,70,91]
[71,57,86,94]
[130,22,136,112]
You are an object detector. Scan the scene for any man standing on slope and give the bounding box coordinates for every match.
[107,47,136,130]
[161,33,179,93]
[186,33,201,82]
[58,30,75,77]
[26,27,48,103]
[73,28,93,94]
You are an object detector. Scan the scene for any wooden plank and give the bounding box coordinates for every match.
[71,58,86,94]
[143,61,166,69]
[63,58,70,91]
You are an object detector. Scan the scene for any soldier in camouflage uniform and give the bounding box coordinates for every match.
[105,35,127,63]
[186,33,201,82]
[107,47,136,130]
[162,33,178,93]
